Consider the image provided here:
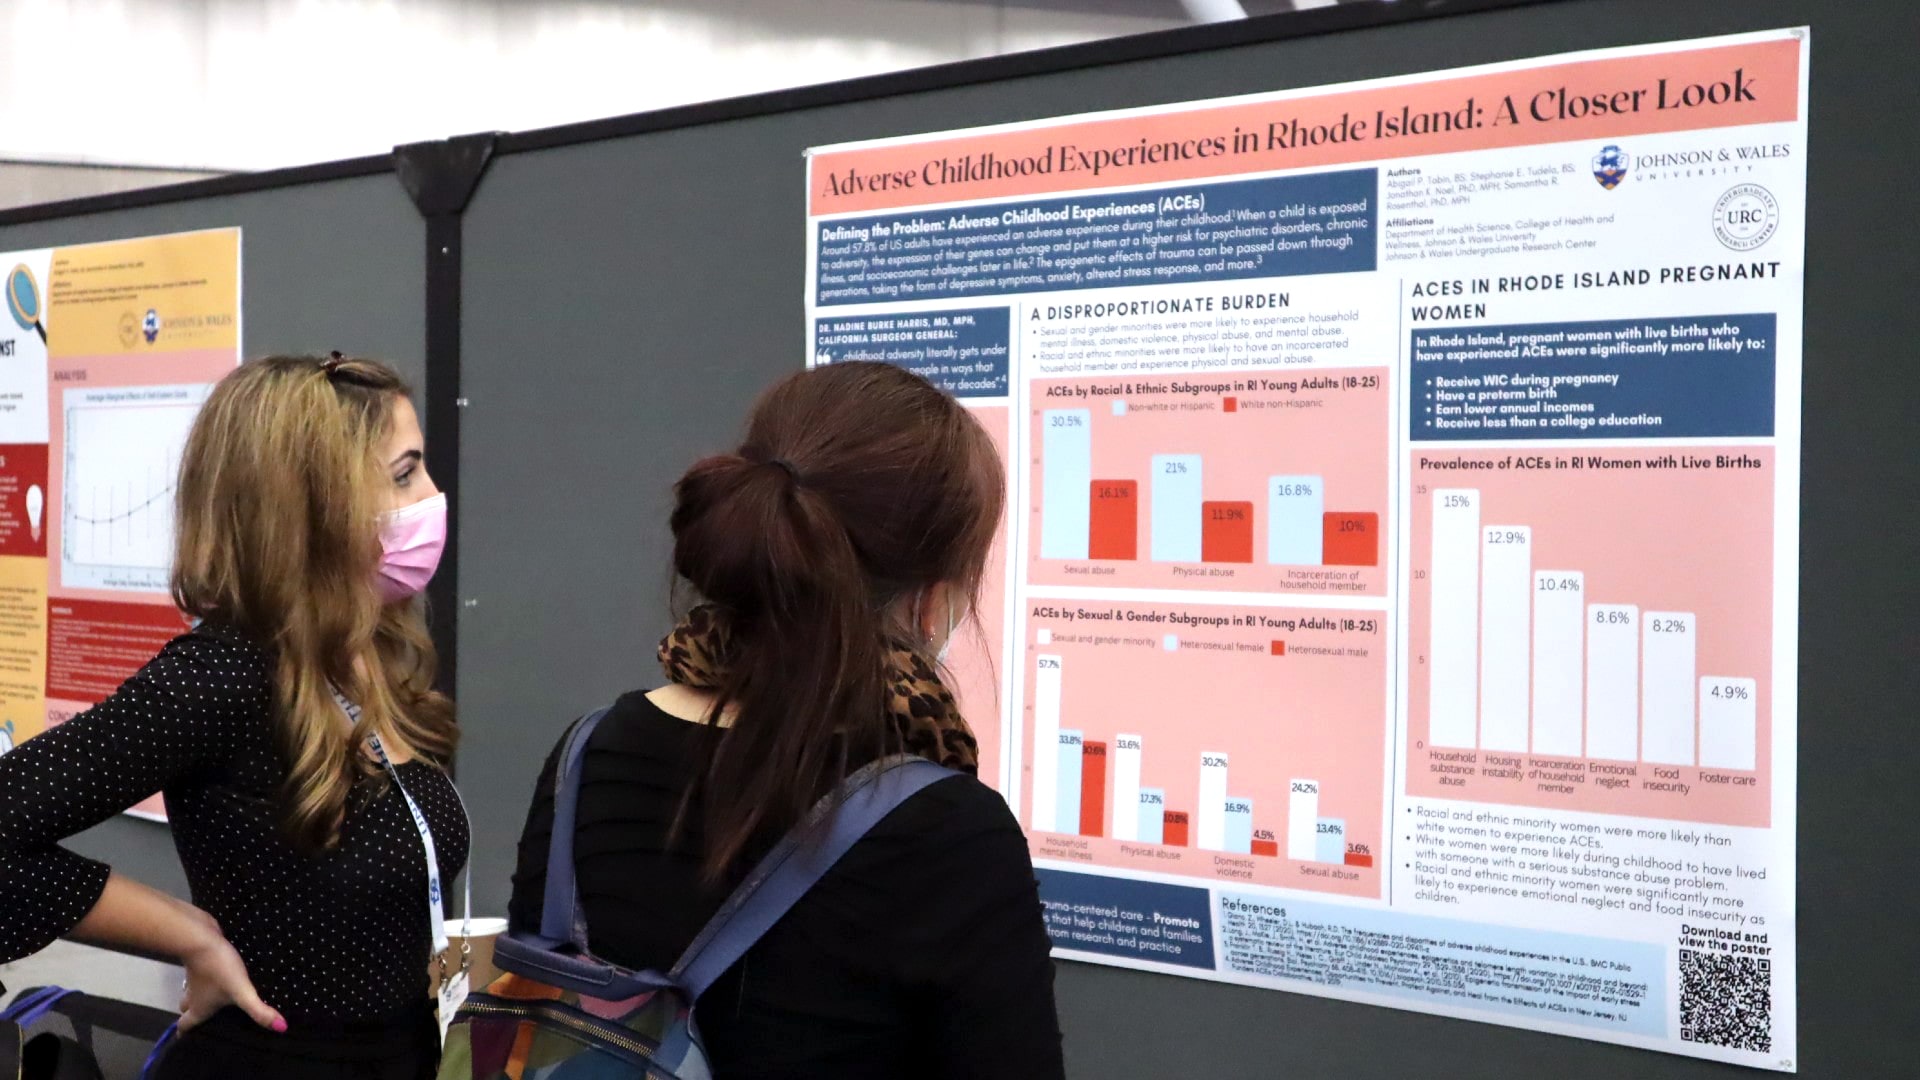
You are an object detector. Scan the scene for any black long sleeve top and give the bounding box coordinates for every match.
[508,690,1065,1080]
[0,622,468,1023]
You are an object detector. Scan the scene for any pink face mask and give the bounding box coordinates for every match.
[376,493,447,603]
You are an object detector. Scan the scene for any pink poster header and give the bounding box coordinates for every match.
[810,38,1800,216]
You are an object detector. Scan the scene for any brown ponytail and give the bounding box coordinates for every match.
[669,361,1002,878]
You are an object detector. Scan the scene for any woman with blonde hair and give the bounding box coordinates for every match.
[0,354,464,1079]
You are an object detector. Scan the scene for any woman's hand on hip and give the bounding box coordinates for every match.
[177,907,285,1033]
[68,872,287,1034]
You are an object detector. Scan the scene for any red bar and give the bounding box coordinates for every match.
[1201,501,1254,563]
[1079,741,1108,837]
[1344,851,1374,868]
[1088,480,1138,561]
[1163,810,1190,847]
[1270,641,1287,656]
[1322,512,1379,566]
[1252,839,1280,858]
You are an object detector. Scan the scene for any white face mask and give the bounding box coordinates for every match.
[936,602,957,665]
[927,591,958,665]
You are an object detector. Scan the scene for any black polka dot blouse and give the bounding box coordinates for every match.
[0,622,469,1023]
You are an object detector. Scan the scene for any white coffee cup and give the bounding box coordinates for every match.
[432,916,509,992]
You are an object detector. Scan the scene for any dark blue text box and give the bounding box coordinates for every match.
[1410,314,1775,441]
[813,307,1009,398]
[816,170,1376,307]
[1036,867,1215,970]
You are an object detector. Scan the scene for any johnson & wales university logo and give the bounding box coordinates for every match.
[1591,144,1628,190]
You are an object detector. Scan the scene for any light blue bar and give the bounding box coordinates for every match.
[1056,730,1084,835]
[1224,797,1254,855]
[1137,788,1165,844]
[1316,818,1347,864]
[1151,454,1203,562]
[1268,474,1325,565]
[1040,410,1092,559]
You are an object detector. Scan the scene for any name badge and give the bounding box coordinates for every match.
[437,969,470,1045]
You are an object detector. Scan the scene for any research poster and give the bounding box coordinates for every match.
[0,228,241,821]
[805,30,1803,1070]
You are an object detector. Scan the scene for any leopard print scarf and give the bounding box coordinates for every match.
[657,604,979,773]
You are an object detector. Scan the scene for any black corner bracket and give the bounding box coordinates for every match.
[396,133,499,218]
[394,133,499,704]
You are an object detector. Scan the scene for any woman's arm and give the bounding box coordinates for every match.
[893,781,1067,1080]
[506,738,564,932]
[0,635,264,960]
[71,873,285,1031]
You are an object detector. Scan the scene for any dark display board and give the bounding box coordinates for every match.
[1,1,1912,1075]
[454,2,1912,1076]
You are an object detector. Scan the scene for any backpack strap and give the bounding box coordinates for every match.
[536,707,613,951]
[670,755,955,1000]
[2,986,63,1023]
[140,1023,178,1080]
[3,986,78,1029]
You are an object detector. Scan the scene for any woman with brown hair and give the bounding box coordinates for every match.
[0,355,464,1079]
[508,360,1064,1079]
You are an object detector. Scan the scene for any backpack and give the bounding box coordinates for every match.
[438,707,953,1080]
[1,988,104,1080]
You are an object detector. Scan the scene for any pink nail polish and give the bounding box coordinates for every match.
[271,1018,287,1033]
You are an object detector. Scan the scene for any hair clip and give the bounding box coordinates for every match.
[321,351,345,376]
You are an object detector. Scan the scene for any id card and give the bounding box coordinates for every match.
[437,969,470,1045]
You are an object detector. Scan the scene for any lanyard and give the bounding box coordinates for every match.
[336,691,471,993]
[367,732,469,981]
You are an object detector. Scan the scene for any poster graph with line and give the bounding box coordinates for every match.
[60,384,210,593]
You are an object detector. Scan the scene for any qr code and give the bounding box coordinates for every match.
[1679,948,1772,1052]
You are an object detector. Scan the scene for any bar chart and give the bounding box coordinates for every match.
[1028,372,1389,595]
[1022,598,1385,897]
[1405,448,1774,827]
